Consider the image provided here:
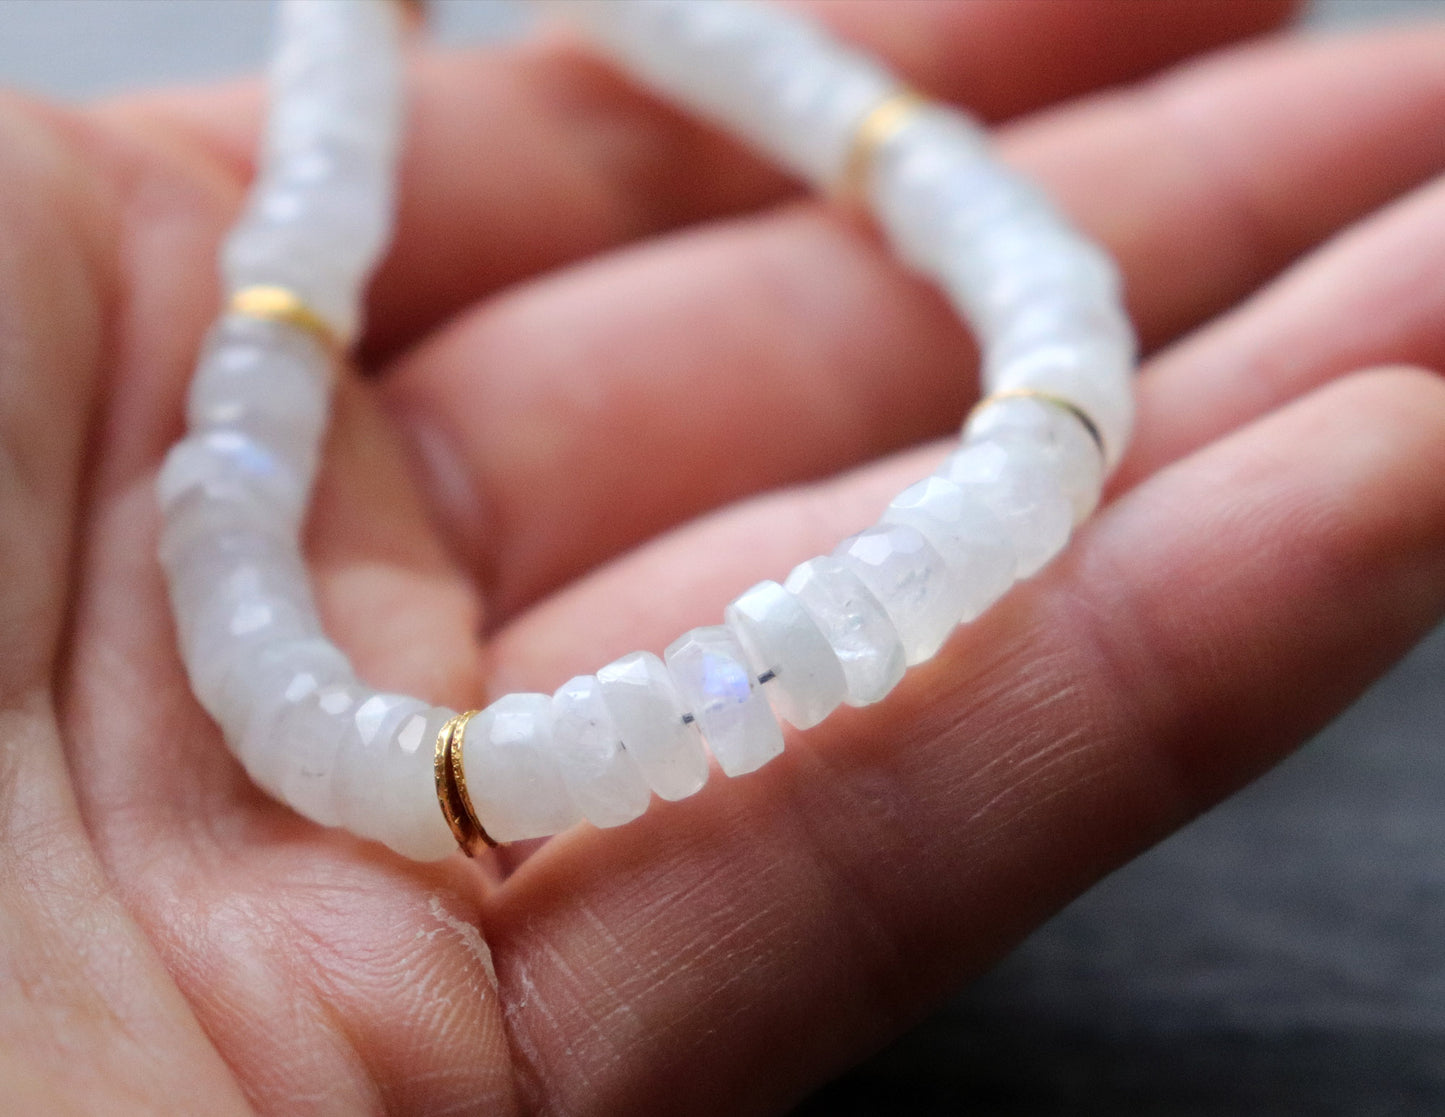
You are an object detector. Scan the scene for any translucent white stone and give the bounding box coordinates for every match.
[159,476,297,569]
[868,105,1041,274]
[174,573,320,701]
[554,0,894,188]
[331,690,428,836]
[247,677,372,828]
[186,313,331,484]
[550,675,652,828]
[331,695,460,859]
[983,293,1136,374]
[595,651,709,801]
[784,556,905,706]
[940,439,1074,577]
[665,626,784,777]
[225,0,405,341]
[460,693,581,843]
[365,704,461,861]
[984,342,1134,470]
[162,529,301,614]
[157,430,307,528]
[835,523,968,665]
[944,221,1119,337]
[212,636,353,748]
[724,579,845,729]
[882,477,1017,620]
[237,644,354,771]
[964,396,1104,522]
[376,704,462,861]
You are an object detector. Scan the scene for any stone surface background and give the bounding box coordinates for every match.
[1,1,1442,1112]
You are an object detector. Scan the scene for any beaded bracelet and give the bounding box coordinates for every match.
[158,0,1135,861]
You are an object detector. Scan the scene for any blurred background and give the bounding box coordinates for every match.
[2,0,1442,1112]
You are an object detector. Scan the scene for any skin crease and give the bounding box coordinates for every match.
[0,2,1438,1114]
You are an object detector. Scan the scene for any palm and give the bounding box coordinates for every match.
[4,3,1445,1113]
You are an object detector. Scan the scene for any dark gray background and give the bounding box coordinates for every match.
[2,1,1442,1113]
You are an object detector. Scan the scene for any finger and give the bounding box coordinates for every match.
[481,367,1445,1116]
[0,98,251,1113]
[105,0,1295,357]
[384,23,1445,620]
[1118,172,1445,489]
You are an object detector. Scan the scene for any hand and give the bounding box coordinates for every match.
[2,1,1443,1111]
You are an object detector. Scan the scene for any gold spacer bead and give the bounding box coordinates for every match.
[227,285,342,353]
[967,388,1107,460]
[837,88,927,202]
[433,710,498,856]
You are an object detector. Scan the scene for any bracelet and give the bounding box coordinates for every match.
[157,0,1136,861]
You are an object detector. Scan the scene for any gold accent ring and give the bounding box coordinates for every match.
[434,710,498,856]
[968,388,1107,460]
[837,89,926,201]
[228,285,342,352]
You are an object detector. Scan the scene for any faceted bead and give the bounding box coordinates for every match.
[249,678,371,828]
[724,579,845,729]
[836,523,968,665]
[186,313,331,486]
[665,626,784,777]
[157,429,307,527]
[328,700,459,861]
[883,477,1017,621]
[331,691,429,844]
[940,439,1074,577]
[983,293,1136,375]
[596,651,709,801]
[944,220,1119,336]
[868,104,1037,274]
[784,556,905,706]
[568,0,893,188]
[550,675,652,828]
[159,485,293,569]
[461,694,581,843]
[984,342,1134,470]
[965,395,1104,522]
[370,705,463,861]
[170,538,322,715]
[213,636,353,753]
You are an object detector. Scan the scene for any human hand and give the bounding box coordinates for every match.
[2,1,1444,1112]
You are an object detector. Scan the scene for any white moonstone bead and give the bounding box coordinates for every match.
[944,221,1119,337]
[784,556,906,706]
[461,693,582,843]
[965,396,1105,522]
[225,0,404,341]
[551,675,652,828]
[158,429,307,528]
[358,703,461,861]
[560,0,894,188]
[724,579,845,729]
[984,342,1134,470]
[331,690,426,826]
[167,543,324,716]
[868,104,1040,275]
[158,486,293,569]
[596,651,709,801]
[666,625,784,777]
[249,677,372,828]
[187,313,331,482]
[882,477,1017,620]
[940,439,1074,578]
[836,523,968,665]
[984,293,1136,376]
[216,637,352,756]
